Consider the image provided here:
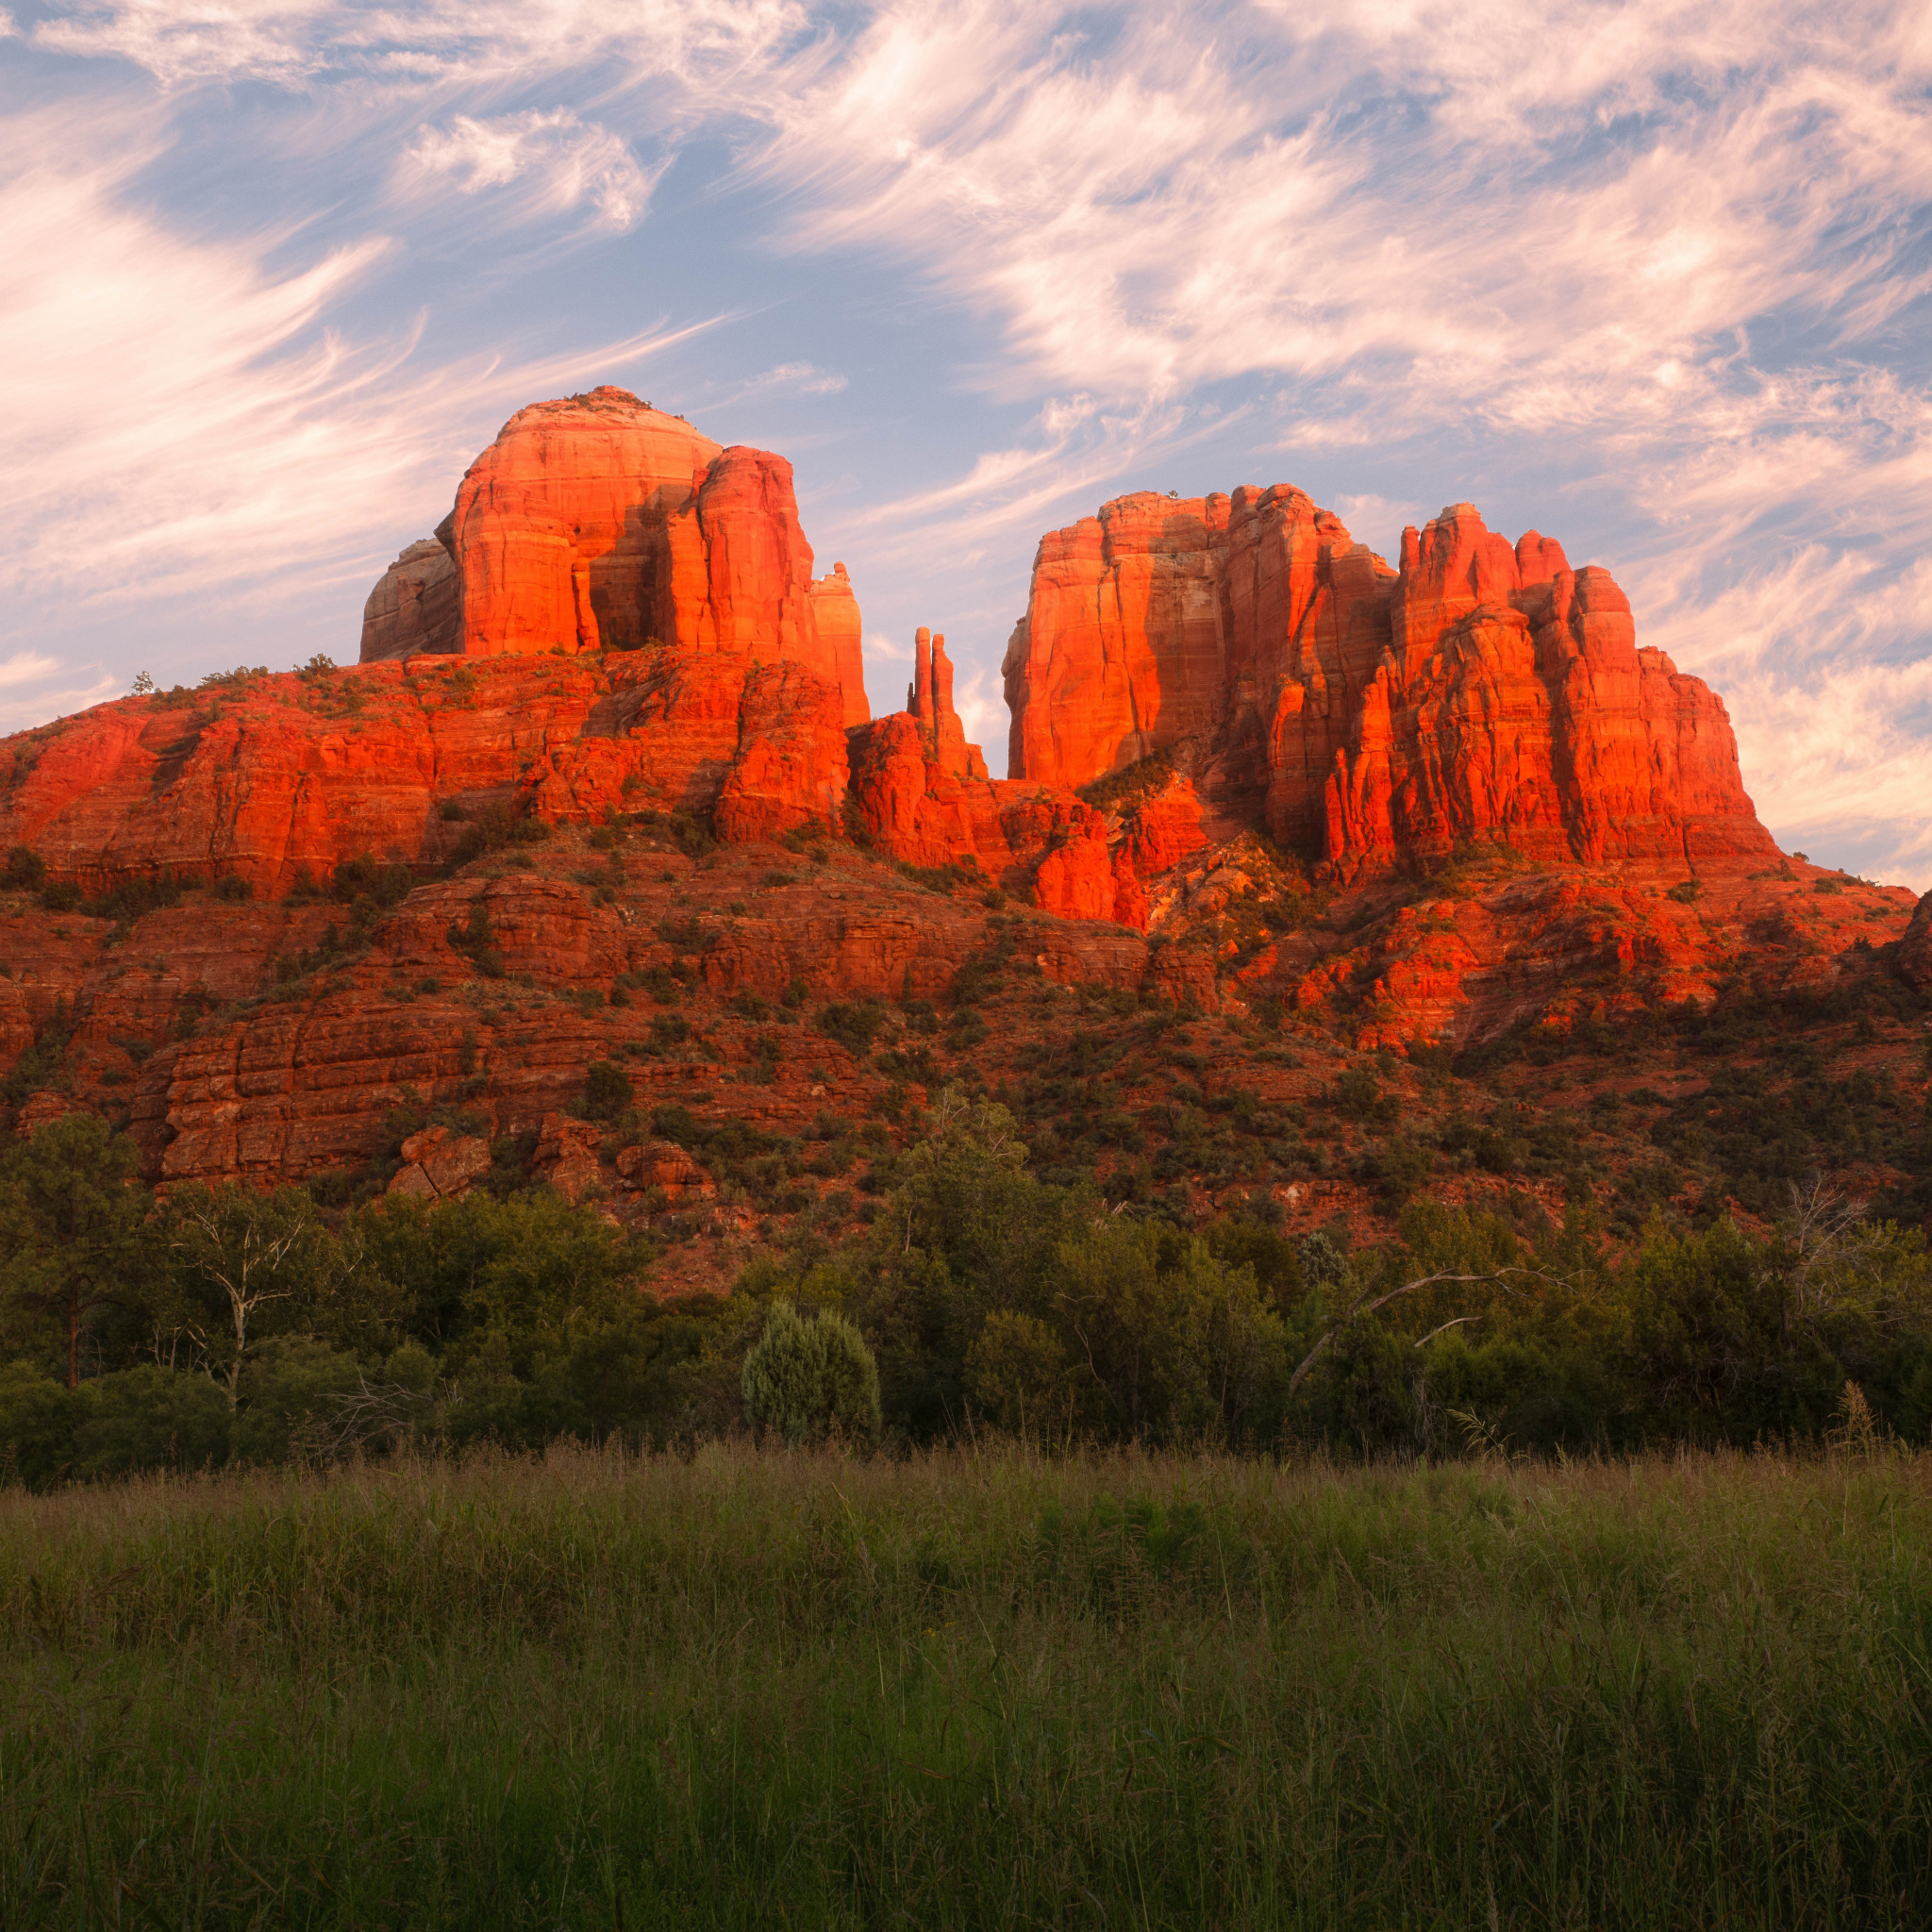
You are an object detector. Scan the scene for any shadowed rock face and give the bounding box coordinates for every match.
[360,538,460,660]
[1003,491,1774,874]
[1898,892,1932,991]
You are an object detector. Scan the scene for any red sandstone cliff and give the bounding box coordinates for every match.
[8,396,1910,1215]
[1003,491,1774,875]
[360,388,869,729]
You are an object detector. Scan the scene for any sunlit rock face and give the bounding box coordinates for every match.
[1004,491,1774,874]
[8,399,1896,1207]
[359,387,869,729]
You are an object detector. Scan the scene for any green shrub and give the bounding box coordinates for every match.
[583,1060,633,1123]
[817,1000,888,1056]
[70,1368,231,1481]
[0,1365,83,1489]
[5,846,46,891]
[1297,1229,1348,1290]
[741,1301,881,1446]
[234,1337,363,1464]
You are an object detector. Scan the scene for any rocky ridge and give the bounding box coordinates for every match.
[2,389,1924,1257]
[1002,491,1771,874]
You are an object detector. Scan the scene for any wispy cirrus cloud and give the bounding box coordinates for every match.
[398,109,664,232]
[27,0,810,89]
[0,105,722,605]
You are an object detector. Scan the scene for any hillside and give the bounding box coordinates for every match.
[1,387,1926,1289]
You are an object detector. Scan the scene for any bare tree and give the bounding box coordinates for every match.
[166,1186,320,1404]
[1770,1175,1871,1339]
[1287,1267,1556,1401]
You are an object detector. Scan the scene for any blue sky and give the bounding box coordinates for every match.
[3,0,1928,886]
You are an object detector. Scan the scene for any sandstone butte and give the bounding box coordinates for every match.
[1003,489,1774,877]
[1,389,1923,1224]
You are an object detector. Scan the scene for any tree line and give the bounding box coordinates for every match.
[4,1094,1932,1487]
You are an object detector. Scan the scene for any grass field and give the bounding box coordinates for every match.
[5,1441,1931,1928]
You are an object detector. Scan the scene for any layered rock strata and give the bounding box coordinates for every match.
[1003,491,1774,874]
[0,654,854,896]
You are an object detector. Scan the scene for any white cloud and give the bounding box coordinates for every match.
[0,108,724,608]
[400,109,663,231]
[0,669,123,734]
[31,0,810,91]
[0,651,63,690]
[708,359,849,403]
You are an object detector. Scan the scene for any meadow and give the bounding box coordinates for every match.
[5,1439,1930,1929]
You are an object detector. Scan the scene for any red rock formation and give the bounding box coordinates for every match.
[1897,891,1932,992]
[1004,492,1231,786]
[365,387,868,727]
[389,1126,491,1200]
[445,388,721,657]
[1005,490,1774,875]
[0,653,852,897]
[808,563,870,727]
[714,661,852,843]
[360,536,460,661]
[8,389,1915,1232]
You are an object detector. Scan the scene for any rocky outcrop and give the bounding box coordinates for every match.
[714,660,853,844]
[1004,490,1775,875]
[360,537,460,661]
[0,653,854,897]
[8,386,1919,1243]
[364,388,869,729]
[442,388,721,658]
[1896,891,1932,992]
[809,564,870,727]
[389,1125,491,1200]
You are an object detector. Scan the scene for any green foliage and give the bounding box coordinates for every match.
[2,1005,73,1106]
[1297,1228,1349,1290]
[69,1365,232,1480]
[159,1183,338,1398]
[0,1115,153,1388]
[448,801,553,867]
[582,1060,632,1122]
[741,1300,881,1445]
[1666,877,1704,903]
[817,1000,888,1056]
[0,1363,84,1487]
[894,859,978,895]
[1075,747,1175,814]
[331,853,415,908]
[4,845,45,891]
[232,1336,367,1464]
[79,870,187,926]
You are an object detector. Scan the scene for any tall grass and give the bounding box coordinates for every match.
[4,1441,1931,1927]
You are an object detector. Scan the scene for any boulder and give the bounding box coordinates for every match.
[390,1125,492,1199]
